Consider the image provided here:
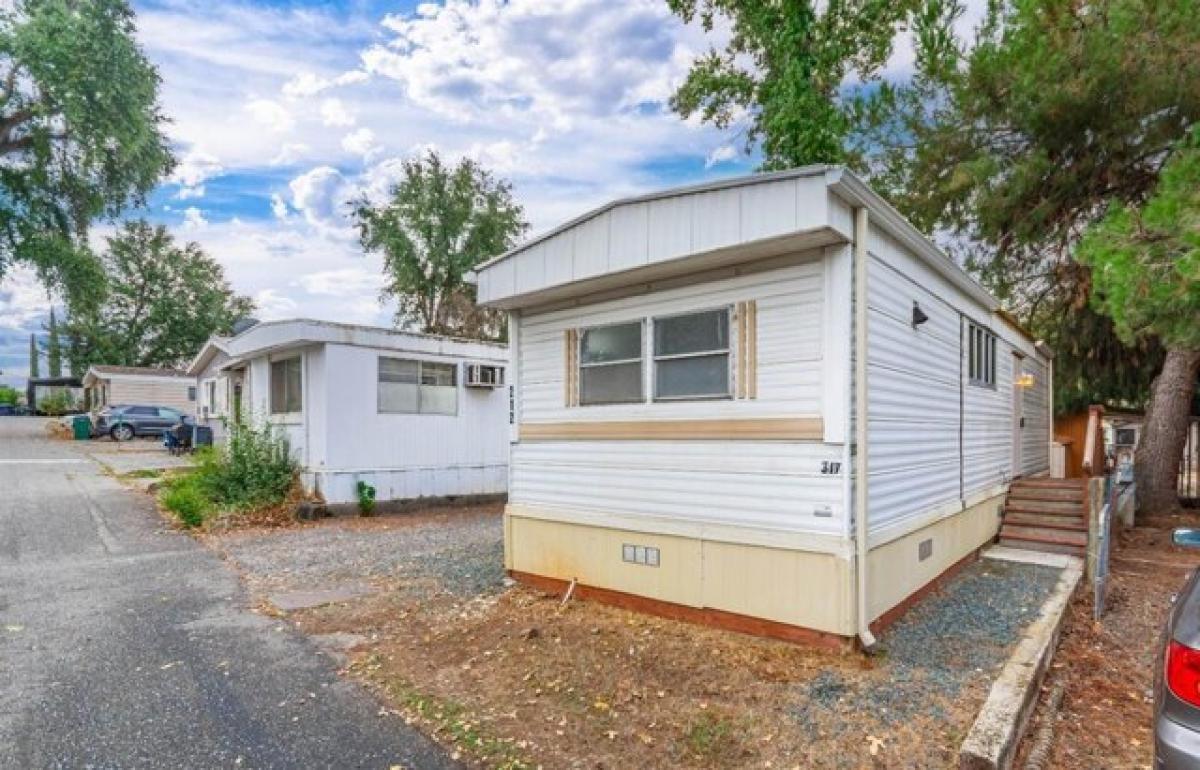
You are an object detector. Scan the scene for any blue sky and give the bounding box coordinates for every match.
[1,0,955,388]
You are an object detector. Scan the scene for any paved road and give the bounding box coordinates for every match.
[0,418,457,769]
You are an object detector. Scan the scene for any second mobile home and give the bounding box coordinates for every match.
[473,166,1052,645]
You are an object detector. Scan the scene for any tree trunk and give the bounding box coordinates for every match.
[1135,348,1200,515]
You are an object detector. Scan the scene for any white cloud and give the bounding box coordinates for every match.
[289,166,355,235]
[253,288,299,319]
[0,267,49,331]
[341,127,379,158]
[270,142,311,166]
[245,98,295,133]
[705,144,738,168]
[361,0,696,132]
[182,207,209,230]
[282,69,369,99]
[295,267,383,298]
[270,193,290,220]
[170,149,224,199]
[320,98,356,127]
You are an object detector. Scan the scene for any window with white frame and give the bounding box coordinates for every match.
[378,357,458,415]
[579,321,643,405]
[269,356,303,413]
[968,322,997,388]
[653,308,731,400]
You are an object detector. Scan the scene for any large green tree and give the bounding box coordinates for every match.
[63,221,253,372]
[353,151,527,339]
[1078,134,1200,512]
[858,0,1199,415]
[0,0,173,308]
[668,0,920,169]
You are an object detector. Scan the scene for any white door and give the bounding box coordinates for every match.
[1012,353,1024,478]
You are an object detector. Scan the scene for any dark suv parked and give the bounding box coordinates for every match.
[94,405,186,441]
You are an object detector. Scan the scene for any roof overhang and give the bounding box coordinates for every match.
[478,226,846,311]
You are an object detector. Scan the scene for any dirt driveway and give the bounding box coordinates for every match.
[1022,509,1200,768]
[207,504,1068,769]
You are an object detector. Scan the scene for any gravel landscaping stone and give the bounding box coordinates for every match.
[792,558,1064,732]
[211,507,505,600]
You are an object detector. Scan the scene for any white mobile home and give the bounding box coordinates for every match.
[473,166,1053,646]
[191,319,510,507]
[82,365,196,413]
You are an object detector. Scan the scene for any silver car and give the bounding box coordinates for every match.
[1156,528,1200,768]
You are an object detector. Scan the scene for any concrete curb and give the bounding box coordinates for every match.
[958,547,1083,770]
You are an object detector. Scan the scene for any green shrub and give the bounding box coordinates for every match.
[38,390,77,416]
[160,474,210,527]
[356,480,377,516]
[199,421,298,509]
[158,420,299,527]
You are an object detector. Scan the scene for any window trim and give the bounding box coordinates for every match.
[577,320,645,406]
[377,356,460,416]
[967,322,997,389]
[269,355,304,415]
[650,306,733,402]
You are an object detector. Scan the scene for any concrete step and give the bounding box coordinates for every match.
[1003,512,1087,531]
[1004,499,1086,516]
[998,537,1086,557]
[998,524,1088,547]
[1007,487,1086,503]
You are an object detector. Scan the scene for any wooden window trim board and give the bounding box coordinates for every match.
[518,416,823,441]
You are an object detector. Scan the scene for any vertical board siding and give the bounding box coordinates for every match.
[1020,357,1051,476]
[479,175,835,305]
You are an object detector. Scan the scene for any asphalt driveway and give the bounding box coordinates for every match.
[0,418,457,769]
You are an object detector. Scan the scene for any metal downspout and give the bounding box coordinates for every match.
[853,207,877,650]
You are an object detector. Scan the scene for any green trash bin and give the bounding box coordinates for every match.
[72,415,92,440]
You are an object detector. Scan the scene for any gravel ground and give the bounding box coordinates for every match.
[793,557,1063,733]
[210,506,505,599]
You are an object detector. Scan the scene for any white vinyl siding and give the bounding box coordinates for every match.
[518,257,825,422]
[865,248,961,535]
[1019,356,1051,477]
[510,440,845,536]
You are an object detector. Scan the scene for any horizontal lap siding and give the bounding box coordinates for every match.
[962,335,1014,495]
[510,441,844,535]
[112,380,194,412]
[514,256,846,536]
[519,259,825,421]
[865,238,963,536]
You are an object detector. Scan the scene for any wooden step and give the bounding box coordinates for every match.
[998,524,1088,547]
[1003,512,1088,531]
[1004,499,1085,516]
[1012,477,1087,490]
[998,537,1086,556]
[1007,487,1086,503]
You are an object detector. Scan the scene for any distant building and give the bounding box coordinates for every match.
[82,365,196,413]
[25,377,83,414]
[188,319,510,507]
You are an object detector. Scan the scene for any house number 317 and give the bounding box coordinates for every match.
[820,461,842,475]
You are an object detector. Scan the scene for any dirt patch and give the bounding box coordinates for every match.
[208,501,1061,770]
[1020,510,1200,768]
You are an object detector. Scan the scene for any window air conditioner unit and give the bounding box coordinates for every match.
[465,364,505,388]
